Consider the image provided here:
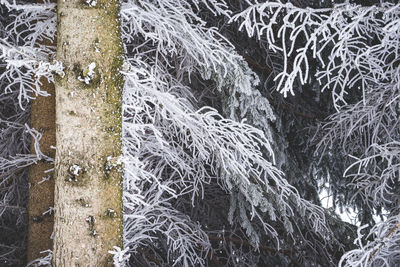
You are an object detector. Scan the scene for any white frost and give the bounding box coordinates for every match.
[86,0,97,7]
[78,62,96,84]
[69,164,82,176]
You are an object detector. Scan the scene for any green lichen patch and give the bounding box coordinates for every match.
[76,62,101,89]
[54,72,64,84]
[103,208,118,218]
[103,155,123,180]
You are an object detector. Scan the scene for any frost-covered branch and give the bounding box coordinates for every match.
[121,0,275,134]
[231,1,400,110]
[0,1,61,108]
[0,1,58,264]
[121,44,334,266]
[314,82,400,213]
[340,215,400,267]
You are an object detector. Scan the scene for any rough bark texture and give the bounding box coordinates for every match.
[27,0,57,262]
[27,77,56,262]
[53,0,124,265]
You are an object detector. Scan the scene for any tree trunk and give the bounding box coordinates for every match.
[52,0,124,265]
[27,77,56,262]
[27,0,57,262]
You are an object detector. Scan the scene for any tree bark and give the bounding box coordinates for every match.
[27,77,56,262]
[53,0,124,265]
[27,0,57,262]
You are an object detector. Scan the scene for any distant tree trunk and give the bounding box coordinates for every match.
[52,0,124,265]
[27,75,56,262]
[27,0,56,262]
